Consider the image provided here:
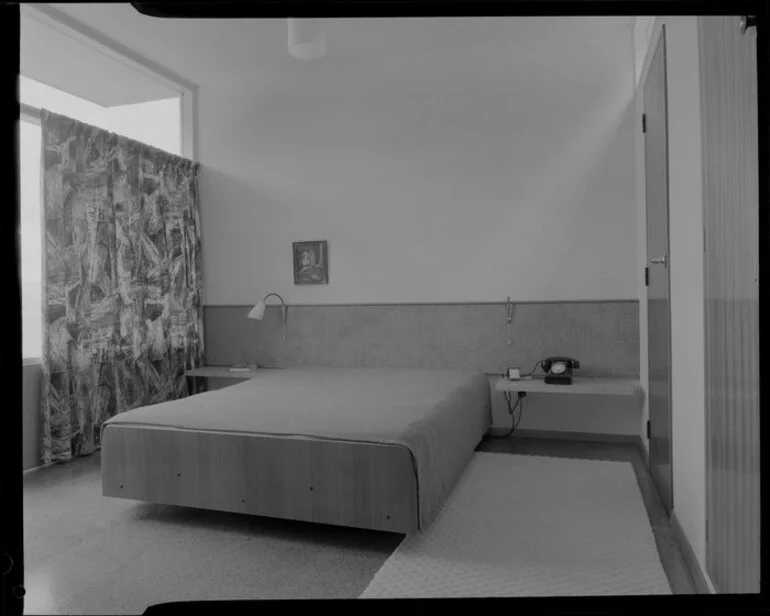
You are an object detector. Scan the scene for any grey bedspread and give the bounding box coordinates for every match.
[102,366,492,529]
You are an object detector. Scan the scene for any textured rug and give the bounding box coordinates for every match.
[360,452,672,598]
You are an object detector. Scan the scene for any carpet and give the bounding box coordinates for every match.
[360,452,672,598]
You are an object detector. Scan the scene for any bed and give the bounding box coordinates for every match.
[100,366,491,533]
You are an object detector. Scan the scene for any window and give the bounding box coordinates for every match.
[19,76,182,360]
[20,76,182,155]
[20,119,42,361]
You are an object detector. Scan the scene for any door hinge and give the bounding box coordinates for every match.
[642,113,647,133]
[645,266,649,286]
[646,420,651,439]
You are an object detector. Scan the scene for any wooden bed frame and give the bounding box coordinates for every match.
[101,425,420,534]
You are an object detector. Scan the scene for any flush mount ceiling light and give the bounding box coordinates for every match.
[288,18,326,60]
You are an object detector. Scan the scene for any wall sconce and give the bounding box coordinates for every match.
[248,293,288,341]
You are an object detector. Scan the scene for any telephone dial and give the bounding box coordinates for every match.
[540,357,580,385]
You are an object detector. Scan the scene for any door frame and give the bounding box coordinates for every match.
[641,24,675,513]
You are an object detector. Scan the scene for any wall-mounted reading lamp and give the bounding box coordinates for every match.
[248,293,288,341]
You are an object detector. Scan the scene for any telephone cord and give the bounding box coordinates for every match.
[489,392,524,438]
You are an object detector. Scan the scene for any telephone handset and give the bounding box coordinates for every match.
[540,357,580,385]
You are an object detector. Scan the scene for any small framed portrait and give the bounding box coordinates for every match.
[293,240,328,285]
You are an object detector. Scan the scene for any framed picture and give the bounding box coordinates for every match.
[293,240,328,285]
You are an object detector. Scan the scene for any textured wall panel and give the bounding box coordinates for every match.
[203,301,639,378]
[699,16,760,594]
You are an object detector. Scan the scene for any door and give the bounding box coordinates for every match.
[644,28,674,514]
[699,15,760,594]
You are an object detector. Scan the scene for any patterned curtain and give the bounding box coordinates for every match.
[40,110,204,464]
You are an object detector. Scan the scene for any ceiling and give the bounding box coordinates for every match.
[21,5,180,107]
[43,4,634,90]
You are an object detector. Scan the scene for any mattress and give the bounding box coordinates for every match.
[101,366,492,529]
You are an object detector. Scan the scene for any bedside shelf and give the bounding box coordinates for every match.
[185,366,263,379]
[495,376,643,397]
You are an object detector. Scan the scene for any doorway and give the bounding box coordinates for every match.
[643,27,674,515]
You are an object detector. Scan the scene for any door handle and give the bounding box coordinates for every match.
[650,254,668,268]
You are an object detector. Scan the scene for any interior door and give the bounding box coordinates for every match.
[699,15,760,594]
[644,28,674,514]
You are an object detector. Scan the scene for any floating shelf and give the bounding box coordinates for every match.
[184,366,263,379]
[495,376,643,397]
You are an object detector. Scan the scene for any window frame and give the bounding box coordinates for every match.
[19,4,198,366]
[20,4,197,159]
[19,6,198,365]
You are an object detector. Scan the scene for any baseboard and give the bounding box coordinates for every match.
[487,428,638,444]
[23,462,52,474]
[669,509,713,594]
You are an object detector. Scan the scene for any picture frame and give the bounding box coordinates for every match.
[293,240,328,285]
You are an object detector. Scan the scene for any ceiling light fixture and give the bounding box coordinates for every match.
[288,18,326,60]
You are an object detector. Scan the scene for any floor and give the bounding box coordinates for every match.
[22,435,696,613]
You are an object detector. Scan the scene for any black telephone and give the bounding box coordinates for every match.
[540,357,580,385]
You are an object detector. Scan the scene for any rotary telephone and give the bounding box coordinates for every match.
[540,357,580,385]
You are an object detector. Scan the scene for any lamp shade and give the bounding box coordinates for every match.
[247,300,266,320]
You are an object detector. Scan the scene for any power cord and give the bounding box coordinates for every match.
[489,391,525,438]
[491,359,543,439]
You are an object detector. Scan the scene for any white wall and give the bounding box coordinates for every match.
[632,19,651,459]
[634,16,711,589]
[197,21,638,306]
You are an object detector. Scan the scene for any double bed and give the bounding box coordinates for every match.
[100,366,491,533]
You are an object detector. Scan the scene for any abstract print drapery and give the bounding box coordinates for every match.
[40,110,204,464]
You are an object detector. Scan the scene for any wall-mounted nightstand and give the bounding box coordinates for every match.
[184,366,263,394]
[495,376,643,398]
[489,375,645,440]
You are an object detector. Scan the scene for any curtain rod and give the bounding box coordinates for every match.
[20,103,41,124]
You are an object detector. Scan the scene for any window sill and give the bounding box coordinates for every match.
[23,357,42,366]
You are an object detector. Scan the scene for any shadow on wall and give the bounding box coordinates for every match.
[528,95,637,298]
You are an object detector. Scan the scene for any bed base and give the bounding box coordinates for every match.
[101,425,420,534]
